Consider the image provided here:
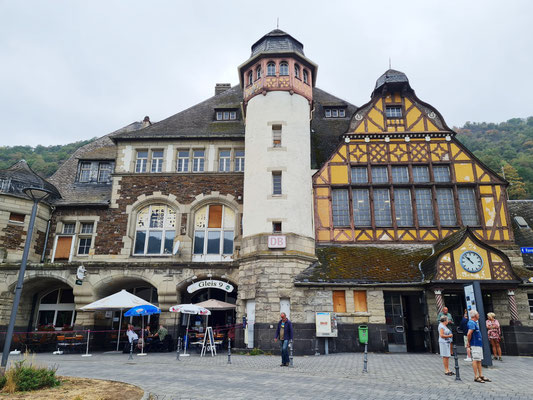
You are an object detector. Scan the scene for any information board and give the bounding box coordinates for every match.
[315,312,338,337]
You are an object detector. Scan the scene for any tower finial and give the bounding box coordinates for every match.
[277,17,279,29]
[389,57,391,69]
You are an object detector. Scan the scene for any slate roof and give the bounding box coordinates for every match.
[295,245,432,285]
[250,29,305,58]
[49,122,143,206]
[420,228,468,281]
[0,160,60,202]
[508,200,533,268]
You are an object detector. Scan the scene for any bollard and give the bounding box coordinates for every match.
[362,343,368,373]
[128,340,134,360]
[289,339,294,368]
[176,337,181,361]
[453,343,461,381]
[82,329,92,357]
[314,338,320,356]
[227,337,232,364]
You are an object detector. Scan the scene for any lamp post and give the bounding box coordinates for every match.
[1,187,53,371]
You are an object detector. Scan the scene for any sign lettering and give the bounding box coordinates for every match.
[521,247,533,254]
[268,235,286,249]
[187,279,234,294]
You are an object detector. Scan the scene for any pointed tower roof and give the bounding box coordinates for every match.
[0,160,61,201]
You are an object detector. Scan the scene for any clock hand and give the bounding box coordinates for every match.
[465,255,474,263]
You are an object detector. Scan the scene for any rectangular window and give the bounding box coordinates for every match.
[207,231,221,254]
[352,189,371,226]
[391,166,409,183]
[79,162,91,182]
[272,222,282,233]
[339,109,345,118]
[63,223,76,234]
[230,111,236,120]
[433,165,451,182]
[332,109,338,117]
[177,150,190,172]
[385,106,402,118]
[325,108,346,118]
[333,291,347,313]
[351,167,368,184]
[272,125,282,148]
[458,187,479,225]
[80,223,93,234]
[374,188,392,226]
[528,293,533,314]
[437,188,457,226]
[97,163,112,183]
[325,109,331,118]
[412,166,430,183]
[219,150,231,172]
[216,111,223,120]
[193,231,205,254]
[192,150,205,172]
[235,150,245,172]
[223,231,234,254]
[415,188,435,226]
[223,111,230,120]
[8,212,25,223]
[272,172,282,195]
[354,291,368,312]
[394,188,414,227]
[332,189,350,226]
[135,151,148,173]
[151,150,164,173]
[371,166,389,183]
[55,236,73,259]
[77,237,91,255]
[146,231,162,254]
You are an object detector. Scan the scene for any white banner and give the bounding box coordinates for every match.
[187,280,234,294]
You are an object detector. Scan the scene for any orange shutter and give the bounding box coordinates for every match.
[354,290,368,312]
[55,237,73,259]
[332,291,347,313]
[208,205,223,228]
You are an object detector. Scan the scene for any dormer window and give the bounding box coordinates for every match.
[325,108,346,118]
[256,65,262,80]
[294,64,300,79]
[247,71,253,86]
[303,69,309,84]
[77,161,114,183]
[216,110,237,121]
[385,106,402,118]
[279,62,289,76]
[267,62,276,76]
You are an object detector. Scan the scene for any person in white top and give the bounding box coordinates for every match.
[126,324,138,349]
[438,316,454,376]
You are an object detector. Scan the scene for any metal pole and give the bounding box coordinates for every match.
[453,343,461,381]
[116,309,123,352]
[289,339,294,368]
[314,338,320,356]
[472,281,493,367]
[176,336,181,360]
[227,337,231,364]
[1,199,39,370]
[129,339,134,360]
[362,343,368,373]
[82,329,92,357]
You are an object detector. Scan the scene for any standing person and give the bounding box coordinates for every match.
[274,312,293,367]
[439,316,454,375]
[467,310,491,383]
[437,307,455,355]
[486,313,503,361]
[459,309,472,362]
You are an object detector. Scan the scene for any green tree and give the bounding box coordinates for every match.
[502,162,528,199]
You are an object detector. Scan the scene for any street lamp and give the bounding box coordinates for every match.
[1,187,54,371]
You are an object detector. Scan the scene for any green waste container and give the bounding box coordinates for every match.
[358,325,369,344]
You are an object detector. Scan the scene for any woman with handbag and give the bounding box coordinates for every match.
[486,312,502,361]
[439,315,454,375]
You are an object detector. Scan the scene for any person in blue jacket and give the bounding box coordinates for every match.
[274,312,293,366]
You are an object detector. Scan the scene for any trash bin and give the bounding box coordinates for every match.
[358,325,368,344]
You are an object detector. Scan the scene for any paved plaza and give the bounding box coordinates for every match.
[5,351,533,399]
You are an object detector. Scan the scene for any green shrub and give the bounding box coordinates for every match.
[249,348,264,356]
[2,359,60,394]
[0,375,6,390]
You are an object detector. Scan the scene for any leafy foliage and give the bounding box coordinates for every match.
[456,117,533,199]
[0,138,96,178]
[1,359,60,394]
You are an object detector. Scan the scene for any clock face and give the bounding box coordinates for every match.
[459,251,483,273]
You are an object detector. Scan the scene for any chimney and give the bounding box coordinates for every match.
[215,83,231,96]
[142,116,151,128]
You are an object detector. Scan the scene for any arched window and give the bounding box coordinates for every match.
[134,204,176,255]
[303,69,309,84]
[37,288,76,330]
[294,64,300,79]
[256,65,262,79]
[267,62,276,76]
[279,62,289,76]
[193,204,235,261]
[247,71,253,86]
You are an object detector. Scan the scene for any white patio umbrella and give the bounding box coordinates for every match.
[169,304,211,356]
[194,299,236,328]
[81,289,156,351]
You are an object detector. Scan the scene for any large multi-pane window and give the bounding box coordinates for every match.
[392,166,409,183]
[267,62,276,76]
[279,62,289,76]
[351,167,368,183]
[98,163,112,183]
[235,150,245,172]
[192,150,205,172]
[134,204,176,255]
[436,188,457,226]
[79,162,92,182]
[78,222,94,255]
[458,187,479,225]
[135,151,148,173]
[415,188,435,226]
[413,166,430,183]
[177,150,189,172]
[193,204,235,260]
[372,166,389,183]
[219,150,231,172]
[332,189,350,226]
[151,150,164,173]
[352,189,371,226]
[374,189,392,226]
[394,188,413,226]
[433,165,451,182]
[37,288,76,329]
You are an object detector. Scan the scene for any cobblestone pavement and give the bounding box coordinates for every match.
[9,351,533,400]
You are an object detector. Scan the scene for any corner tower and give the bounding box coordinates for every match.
[237,30,318,350]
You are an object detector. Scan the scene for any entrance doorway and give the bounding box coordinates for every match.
[384,291,427,353]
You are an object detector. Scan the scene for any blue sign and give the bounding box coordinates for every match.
[521,248,533,254]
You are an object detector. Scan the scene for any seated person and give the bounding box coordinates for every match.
[151,324,168,350]
[125,324,138,352]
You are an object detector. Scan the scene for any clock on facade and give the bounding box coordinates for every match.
[459,251,484,273]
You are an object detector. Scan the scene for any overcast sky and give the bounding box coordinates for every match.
[1,0,532,146]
